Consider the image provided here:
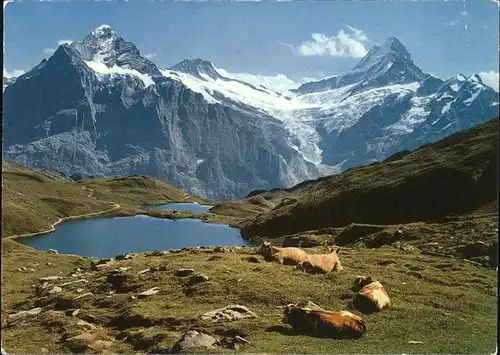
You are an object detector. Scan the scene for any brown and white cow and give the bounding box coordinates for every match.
[352,276,391,313]
[282,303,366,339]
[258,241,309,265]
[296,246,344,274]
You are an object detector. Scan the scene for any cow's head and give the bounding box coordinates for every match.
[352,275,374,292]
[258,241,273,257]
[282,303,297,324]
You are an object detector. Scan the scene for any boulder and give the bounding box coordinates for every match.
[48,286,63,294]
[201,305,257,323]
[76,320,96,330]
[65,309,80,317]
[74,292,93,300]
[137,287,161,298]
[171,330,219,353]
[220,335,251,350]
[47,249,58,254]
[39,276,62,282]
[7,307,43,324]
[115,253,135,261]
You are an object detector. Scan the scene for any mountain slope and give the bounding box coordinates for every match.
[240,117,499,239]
[3,25,318,200]
[1,160,201,237]
[3,27,498,198]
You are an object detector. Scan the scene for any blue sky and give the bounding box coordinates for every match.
[3,0,499,90]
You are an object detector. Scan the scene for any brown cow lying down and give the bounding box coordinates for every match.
[282,303,366,339]
[258,241,309,265]
[296,246,344,274]
[352,276,391,313]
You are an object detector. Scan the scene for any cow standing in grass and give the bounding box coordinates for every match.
[296,246,344,274]
[282,303,366,339]
[258,241,309,265]
[352,276,391,313]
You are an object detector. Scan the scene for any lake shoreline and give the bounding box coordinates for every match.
[6,201,242,243]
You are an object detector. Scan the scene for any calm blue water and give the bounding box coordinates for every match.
[18,215,250,258]
[143,202,213,214]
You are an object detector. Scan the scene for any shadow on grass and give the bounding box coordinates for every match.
[265,325,297,336]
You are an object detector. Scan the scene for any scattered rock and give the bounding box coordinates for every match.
[408,340,424,344]
[76,320,96,330]
[47,249,58,254]
[171,330,220,353]
[214,247,233,253]
[65,332,96,351]
[175,268,195,277]
[208,255,223,261]
[201,305,257,323]
[40,276,62,282]
[74,292,93,300]
[137,268,150,275]
[38,281,50,292]
[114,267,132,273]
[283,235,321,248]
[115,253,135,261]
[65,309,80,317]
[220,335,251,350]
[188,274,210,285]
[91,259,114,270]
[7,307,43,324]
[138,287,161,298]
[130,295,136,300]
[76,288,85,293]
[46,262,52,266]
[60,279,88,287]
[48,286,63,294]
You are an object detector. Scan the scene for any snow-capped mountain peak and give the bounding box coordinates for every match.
[170,59,221,80]
[353,36,411,71]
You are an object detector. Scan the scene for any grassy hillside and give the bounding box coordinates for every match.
[1,161,207,237]
[241,118,499,239]
[1,119,498,354]
[1,240,497,354]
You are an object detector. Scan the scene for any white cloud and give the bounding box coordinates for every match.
[460,10,468,16]
[42,39,73,57]
[479,71,499,92]
[144,53,157,60]
[445,19,459,26]
[43,48,56,56]
[282,26,369,58]
[57,39,73,46]
[3,67,26,78]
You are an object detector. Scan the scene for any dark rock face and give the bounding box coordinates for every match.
[3,27,318,200]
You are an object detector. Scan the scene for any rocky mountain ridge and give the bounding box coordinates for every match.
[3,25,498,198]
